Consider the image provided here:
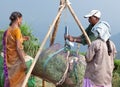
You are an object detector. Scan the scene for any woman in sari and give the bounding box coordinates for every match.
[3,11,29,87]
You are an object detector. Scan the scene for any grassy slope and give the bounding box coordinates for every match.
[0,24,120,87]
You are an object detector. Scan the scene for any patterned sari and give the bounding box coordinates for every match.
[3,27,27,87]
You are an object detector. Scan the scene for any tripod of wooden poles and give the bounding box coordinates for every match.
[21,0,91,87]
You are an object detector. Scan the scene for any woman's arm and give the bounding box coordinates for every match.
[22,36,30,41]
[16,40,27,70]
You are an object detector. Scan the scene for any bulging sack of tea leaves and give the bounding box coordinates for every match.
[32,43,86,87]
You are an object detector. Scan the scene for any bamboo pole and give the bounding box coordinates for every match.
[50,0,65,46]
[21,4,66,87]
[67,3,91,45]
[50,17,60,46]
[45,1,65,86]
[42,80,45,87]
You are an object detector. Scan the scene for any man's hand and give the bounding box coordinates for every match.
[64,35,74,42]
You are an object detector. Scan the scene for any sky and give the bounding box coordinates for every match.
[0,0,120,47]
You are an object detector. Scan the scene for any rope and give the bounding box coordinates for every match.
[44,42,71,70]
[43,47,65,70]
[43,43,71,86]
[73,60,78,83]
[56,51,70,86]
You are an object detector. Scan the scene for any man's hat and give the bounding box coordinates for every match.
[84,10,101,18]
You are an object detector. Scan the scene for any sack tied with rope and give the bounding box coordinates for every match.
[32,43,86,87]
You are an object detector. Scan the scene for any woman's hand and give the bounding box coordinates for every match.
[23,36,30,41]
[22,62,27,71]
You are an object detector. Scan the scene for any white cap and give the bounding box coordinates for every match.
[84,10,101,18]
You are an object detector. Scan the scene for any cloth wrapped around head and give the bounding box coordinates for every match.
[91,21,111,42]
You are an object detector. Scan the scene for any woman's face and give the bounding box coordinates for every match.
[17,17,22,27]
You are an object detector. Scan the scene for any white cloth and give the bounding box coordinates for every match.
[24,55,33,62]
[91,21,111,41]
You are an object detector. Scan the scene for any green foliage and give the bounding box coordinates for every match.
[0,30,4,53]
[0,24,40,86]
[112,59,120,87]
[0,24,40,57]
[114,59,120,75]
[114,59,120,66]
[112,72,120,87]
[20,24,40,57]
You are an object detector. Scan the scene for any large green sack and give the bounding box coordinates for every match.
[0,55,36,87]
[32,43,86,87]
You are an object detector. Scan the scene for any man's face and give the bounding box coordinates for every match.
[88,16,98,25]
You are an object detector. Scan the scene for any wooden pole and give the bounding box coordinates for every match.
[45,1,65,86]
[42,80,45,87]
[67,3,91,45]
[21,4,66,87]
[50,0,65,46]
[50,17,60,46]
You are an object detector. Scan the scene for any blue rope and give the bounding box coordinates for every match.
[43,47,65,71]
[43,41,71,71]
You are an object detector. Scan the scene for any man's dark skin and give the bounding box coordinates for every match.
[65,16,100,45]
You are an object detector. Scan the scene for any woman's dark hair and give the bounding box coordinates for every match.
[106,39,112,56]
[9,11,22,26]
